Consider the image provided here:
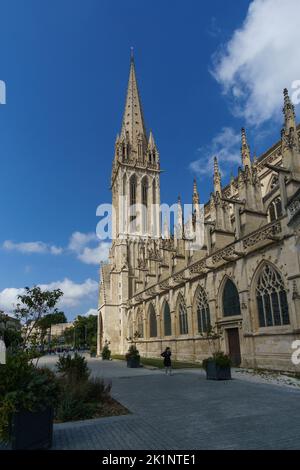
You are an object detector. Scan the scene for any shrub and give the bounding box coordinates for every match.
[101,343,111,360]
[55,390,97,422]
[202,351,231,370]
[55,375,112,422]
[90,345,97,357]
[85,378,112,402]
[0,352,59,442]
[125,345,140,361]
[56,353,90,382]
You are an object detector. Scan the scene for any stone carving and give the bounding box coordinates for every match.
[212,246,235,264]
[189,260,208,274]
[243,221,281,249]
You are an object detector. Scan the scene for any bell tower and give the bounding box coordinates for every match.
[111,53,161,240]
[98,53,161,355]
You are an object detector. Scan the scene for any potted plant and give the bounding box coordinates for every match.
[202,351,232,380]
[125,345,141,368]
[201,325,232,381]
[0,352,59,449]
[90,345,97,358]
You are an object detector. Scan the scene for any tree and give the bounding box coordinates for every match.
[70,315,97,348]
[0,311,22,350]
[13,286,64,354]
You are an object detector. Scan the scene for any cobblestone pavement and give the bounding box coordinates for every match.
[2,358,300,450]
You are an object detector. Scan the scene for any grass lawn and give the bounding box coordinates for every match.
[111,355,202,369]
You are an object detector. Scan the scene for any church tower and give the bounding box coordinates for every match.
[98,54,161,355]
[111,53,161,239]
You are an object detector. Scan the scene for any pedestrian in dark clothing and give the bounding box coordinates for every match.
[161,347,172,375]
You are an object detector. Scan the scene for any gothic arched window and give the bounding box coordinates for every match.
[152,179,156,205]
[130,175,136,206]
[163,302,172,337]
[268,197,282,222]
[178,295,188,335]
[223,279,241,317]
[256,264,290,327]
[149,304,157,338]
[136,310,144,338]
[142,177,148,207]
[196,287,211,333]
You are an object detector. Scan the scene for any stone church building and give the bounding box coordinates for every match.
[97,56,300,372]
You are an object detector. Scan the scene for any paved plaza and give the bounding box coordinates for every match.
[2,357,300,450]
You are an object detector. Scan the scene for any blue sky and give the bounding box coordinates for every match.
[0,0,299,319]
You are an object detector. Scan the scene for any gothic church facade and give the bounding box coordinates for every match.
[97,56,300,372]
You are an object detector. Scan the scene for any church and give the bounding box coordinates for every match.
[97,55,300,372]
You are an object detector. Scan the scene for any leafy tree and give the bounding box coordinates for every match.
[13,286,64,355]
[72,315,97,348]
[63,326,75,346]
[0,311,22,350]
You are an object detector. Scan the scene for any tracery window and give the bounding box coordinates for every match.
[256,264,290,327]
[136,310,144,338]
[178,295,188,335]
[196,287,211,333]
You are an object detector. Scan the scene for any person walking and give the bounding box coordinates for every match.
[161,347,172,375]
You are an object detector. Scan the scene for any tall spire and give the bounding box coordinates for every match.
[283,88,296,132]
[176,196,184,239]
[213,156,222,195]
[120,52,147,158]
[193,178,200,206]
[241,128,251,169]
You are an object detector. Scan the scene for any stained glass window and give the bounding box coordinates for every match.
[256,264,290,327]
[196,287,211,333]
[223,279,241,317]
[178,296,188,335]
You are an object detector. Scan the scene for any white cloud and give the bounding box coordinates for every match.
[0,287,25,313]
[3,240,63,255]
[0,278,99,313]
[78,244,110,265]
[190,127,240,178]
[68,232,97,252]
[69,231,110,265]
[39,278,99,308]
[212,0,300,125]
[84,308,98,317]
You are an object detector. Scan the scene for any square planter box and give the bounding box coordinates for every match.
[126,357,140,368]
[206,361,231,380]
[10,407,54,450]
